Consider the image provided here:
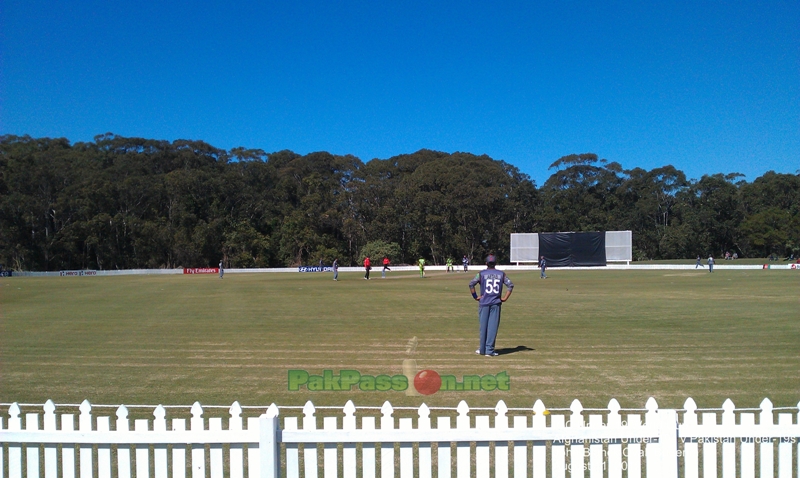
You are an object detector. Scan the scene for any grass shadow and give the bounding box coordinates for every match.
[495,345,535,355]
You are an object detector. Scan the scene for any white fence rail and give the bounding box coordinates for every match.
[2,398,799,478]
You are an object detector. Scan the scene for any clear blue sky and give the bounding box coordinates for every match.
[2,1,798,185]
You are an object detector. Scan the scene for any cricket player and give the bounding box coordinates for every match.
[382,257,391,278]
[469,255,513,356]
[418,257,425,278]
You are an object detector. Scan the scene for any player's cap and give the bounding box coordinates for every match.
[485,254,496,264]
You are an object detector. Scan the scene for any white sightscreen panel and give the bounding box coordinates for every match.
[605,231,632,261]
[510,233,539,262]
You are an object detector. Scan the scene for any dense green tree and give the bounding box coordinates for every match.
[615,165,688,259]
[739,208,798,257]
[537,154,623,233]
[392,152,533,264]
[676,174,744,257]
[360,240,401,264]
[2,135,796,270]
[273,151,362,266]
[738,172,800,257]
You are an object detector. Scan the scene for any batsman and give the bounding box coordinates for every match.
[468,254,514,357]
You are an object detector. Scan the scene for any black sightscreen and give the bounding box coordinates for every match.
[539,232,606,267]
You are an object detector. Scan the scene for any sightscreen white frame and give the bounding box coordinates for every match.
[510,233,539,263]
[510,231,632,264]
[605,230,633,262]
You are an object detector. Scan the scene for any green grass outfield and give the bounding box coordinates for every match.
[2,268,798,411]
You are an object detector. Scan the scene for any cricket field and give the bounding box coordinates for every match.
[2,267,798,412]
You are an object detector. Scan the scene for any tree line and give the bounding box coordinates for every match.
[1,134,798,271]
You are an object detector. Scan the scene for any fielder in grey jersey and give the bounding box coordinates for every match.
[468,254,514,356]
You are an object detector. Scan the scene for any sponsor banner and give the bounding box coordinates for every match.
[0,271,12,277]
[59,270,97,277]
[298,266,333,273]
[792,264,798,270]
[183,268,219,274]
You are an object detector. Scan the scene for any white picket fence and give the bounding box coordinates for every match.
[1,398,799,478]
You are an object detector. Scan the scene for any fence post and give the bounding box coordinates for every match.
[153,405,168,478]
[721,399,736,477]
[25,412,39,478]
[645,398,659,477]
[606,399,622,478]
[303,401,319,478]
[343,401,357,478]
[44,400,57,478]
[116,406,131,478]
[456,401,470,478]
[758,398,774,478]
[530,399,546,478]
[259,414,280,478]
[494,401,509,478]
[682,398,699,478]
[568,399,584,477]
[0,413,4,478]
[79,400,92,478]
[657,409,678,478]
[190,402,205,478]
[418,404,432,478]
[229,402,244,478]
[381,401,396,478]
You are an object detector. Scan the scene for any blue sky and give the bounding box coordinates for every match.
[2,1,798,185]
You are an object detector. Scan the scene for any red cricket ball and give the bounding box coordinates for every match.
[413,369,442,395]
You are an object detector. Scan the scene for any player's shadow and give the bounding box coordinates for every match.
[495,345,535,355]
